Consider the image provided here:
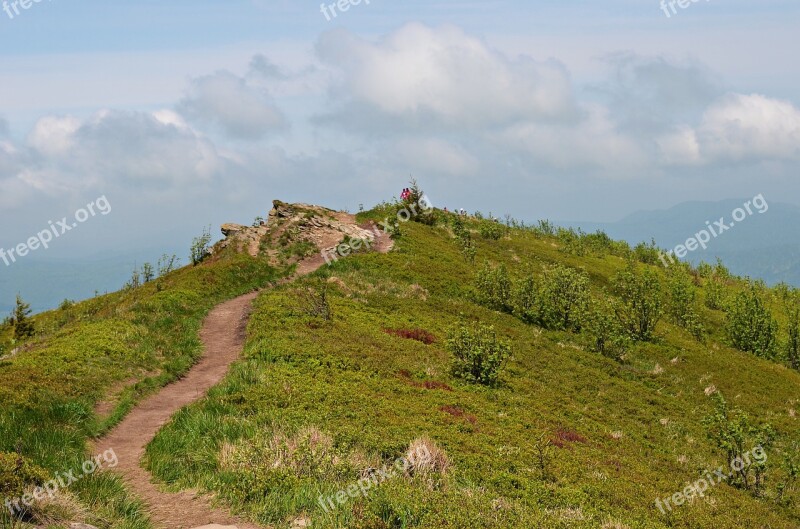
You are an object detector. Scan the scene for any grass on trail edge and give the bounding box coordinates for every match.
[0,250,287,529]
[145,212,800,529]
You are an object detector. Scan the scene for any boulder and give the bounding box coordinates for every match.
[221,223,247,237]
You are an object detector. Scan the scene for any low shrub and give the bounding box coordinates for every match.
[584,297,630,360]
[666,266,705,341]
[726,285,777,358]
[475,262,512,313]
[478,221,505,241]
[537,265,590,331]
[612,263,663,342]
[447,323,511,386]
[0,451,49,514]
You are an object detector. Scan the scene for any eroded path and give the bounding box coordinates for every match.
[95,291,262,529]
[94,218,392,529]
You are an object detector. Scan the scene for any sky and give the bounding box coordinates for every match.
[0,0,798,261]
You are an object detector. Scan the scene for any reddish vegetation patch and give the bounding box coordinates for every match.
[551,428,588,448]
[384,328,437,345]
[439,405,477,424]
[397,370,453,391]
[422,380,452,390]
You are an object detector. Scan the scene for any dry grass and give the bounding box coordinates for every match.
[222,426,340,478]
[405,437,450,477]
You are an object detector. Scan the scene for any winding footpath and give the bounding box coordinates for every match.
[93,221,392,529]
[94,291,262,529]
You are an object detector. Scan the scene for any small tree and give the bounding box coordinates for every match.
[703,393,774,494]
[404,178,436,226]
[452,216,476,264]
[298,281,332,321]
[157,254,179,276]
[512,274,538,324]
[475,262,512,313]
[479,221,504,241]
[190,227,213,266]
[142,262,155,283]
[584,296,630,360]
[666,266,705,341]
[786,306,800,370]
[726,286,777,358]
[126,267,141,290]
[781,293,800,370]
[612,263,663,342]
[537,265,590,331]
[448,323,511,386]
[705,276,727,310]
[12,295,34,340]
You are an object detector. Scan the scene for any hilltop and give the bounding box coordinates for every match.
[1,192,799,529]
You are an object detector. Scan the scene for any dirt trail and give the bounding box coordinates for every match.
[94,220,392,529]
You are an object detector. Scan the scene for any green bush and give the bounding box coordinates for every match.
[726,286,777,358]
[475,262,512,313]
[786,305,800,370]
[403,178,437,226]
[537,265,590,331]
[666,267,705,341]
[703,393,774,494]
[632,239,662,266]
[451,216,476,264]
[11,295,34,340]
[478,221,505,240]
[778,290,800,370]
[511,274,538,324]
[0,451,49,504]
[584,297,630,360]
[612,263,663,342]
[705,276,727,310]
[447,323,511,386]
[190,226,213,266]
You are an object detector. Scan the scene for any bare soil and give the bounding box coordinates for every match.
[92,220,393,529]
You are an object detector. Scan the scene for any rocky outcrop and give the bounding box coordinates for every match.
[220,223,247,237]
[217,200,381,267]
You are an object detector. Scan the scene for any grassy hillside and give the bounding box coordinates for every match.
[141,204,800,529]
[0,250,286,528]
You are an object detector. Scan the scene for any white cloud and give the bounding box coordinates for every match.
[388,138,479,176]
[495,104,648,174]
[657,94,800,165]
[27,116,82,157]
[1,110,236,205]
[177,71,286,140]
[698,93,800,162]
[316,23,577,130]
[656,126,701,166]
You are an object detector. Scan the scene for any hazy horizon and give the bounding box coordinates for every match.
[2,0,799,306]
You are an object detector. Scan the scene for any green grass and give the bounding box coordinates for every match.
[144,213,800,528]
[4,205,799,528]
[0,250,287,528]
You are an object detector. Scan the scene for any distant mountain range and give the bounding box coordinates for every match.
[2,198,798,316]
[0,248,184,315]
[563,198,800,286]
